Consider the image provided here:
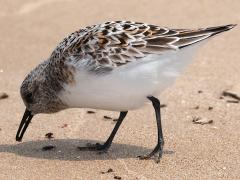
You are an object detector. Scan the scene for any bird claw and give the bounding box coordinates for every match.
[77,142,109,153]
[137,154,161,163]
[137,143,163,163]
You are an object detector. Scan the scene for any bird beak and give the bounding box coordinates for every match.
[16,109,33,142]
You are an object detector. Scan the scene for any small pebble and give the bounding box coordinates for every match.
[192,116,201,122]
[226,100,239,103]
[87,110,95,114]
[114,175,122,180]
[42,145,56,151]
[103,115,112,120]
[192,117,213,125]
[108,168,113,173]
[0,92,8,99]
[45,132,54,139]
[222,91,240,101]
[198,90,203,93]
[208,106,213,110]
[101,168,114,174]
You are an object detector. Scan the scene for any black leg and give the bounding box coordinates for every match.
[138,96,164,163]
[78,111,128,152]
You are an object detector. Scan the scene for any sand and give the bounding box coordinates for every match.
[0,0,240,179]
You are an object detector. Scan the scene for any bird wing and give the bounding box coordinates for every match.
[50,21,235,73]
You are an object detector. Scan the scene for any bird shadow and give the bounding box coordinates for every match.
[0,139,174,161]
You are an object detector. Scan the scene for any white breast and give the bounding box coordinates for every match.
[59,45,199,111]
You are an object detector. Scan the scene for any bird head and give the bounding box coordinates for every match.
[16,61,67,141]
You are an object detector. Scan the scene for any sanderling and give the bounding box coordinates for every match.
[16,21,236,162]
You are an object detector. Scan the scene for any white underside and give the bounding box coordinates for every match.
[60,45,200,111]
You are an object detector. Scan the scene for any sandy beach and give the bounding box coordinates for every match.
[0,0,239,179]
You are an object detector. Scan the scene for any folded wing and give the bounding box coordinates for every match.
[51,21,236,72]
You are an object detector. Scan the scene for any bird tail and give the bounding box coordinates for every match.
[203,24,237,36]
[174,24,237,49]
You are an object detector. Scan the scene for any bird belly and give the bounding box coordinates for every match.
[60,48,196,111]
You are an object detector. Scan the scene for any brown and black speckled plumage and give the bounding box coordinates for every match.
[49,21,235,72]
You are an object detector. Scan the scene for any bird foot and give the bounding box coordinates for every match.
[137,143,163,163]
[77,142,109,154]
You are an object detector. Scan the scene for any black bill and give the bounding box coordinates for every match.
[16,109,33,142]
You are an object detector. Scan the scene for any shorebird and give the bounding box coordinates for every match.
[16,21,236,162]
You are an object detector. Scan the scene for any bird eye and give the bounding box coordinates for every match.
[25,92,33,103]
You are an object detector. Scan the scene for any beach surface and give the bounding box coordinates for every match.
[0,0,239,179]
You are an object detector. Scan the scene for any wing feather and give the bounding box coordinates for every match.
[50,21,235,73]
